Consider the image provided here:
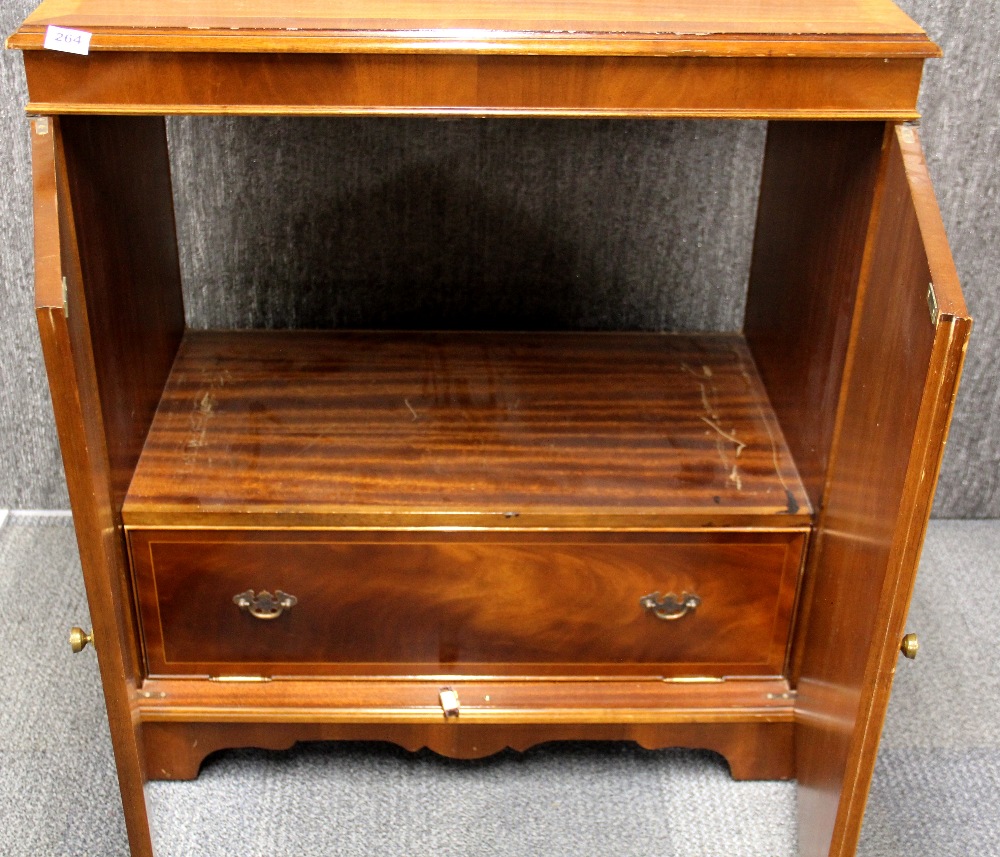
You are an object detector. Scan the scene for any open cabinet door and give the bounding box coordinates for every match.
[32,115,185,857]
[794,125,971,857]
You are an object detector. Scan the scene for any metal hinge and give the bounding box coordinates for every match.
[927,282,939,325]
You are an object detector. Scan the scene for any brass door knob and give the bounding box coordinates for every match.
[900,632,919,660]
[69,627,93,654]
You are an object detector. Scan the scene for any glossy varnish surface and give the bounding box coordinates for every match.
[31,116,186,857]
[11,2,971,853]
[745,122,886,508]
[16,52,927,120]
[793,127,970,857]
[135,677,796,778]
[9,1,934,119]
[140,718,796,781]
[58,116,186,510]
[11,0,934,55]
[123,331,810,528]
[129,529,805,678]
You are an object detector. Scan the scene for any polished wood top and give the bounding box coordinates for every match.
[123,331,810,529]
[10,0,937,57]
[9,0,936,117]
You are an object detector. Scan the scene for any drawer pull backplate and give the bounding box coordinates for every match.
[640,591,701,621]
[233,589,298,620]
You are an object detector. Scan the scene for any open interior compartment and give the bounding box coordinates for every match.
[113,116,881,531]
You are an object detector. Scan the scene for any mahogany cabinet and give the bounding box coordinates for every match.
[8,3,971,856]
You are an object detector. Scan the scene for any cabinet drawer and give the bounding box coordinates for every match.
[129,529,806,678]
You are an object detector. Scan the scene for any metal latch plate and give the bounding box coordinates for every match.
[927,282,939,325]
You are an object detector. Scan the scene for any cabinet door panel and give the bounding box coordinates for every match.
[32,116,185,857]
[794,125,971,857]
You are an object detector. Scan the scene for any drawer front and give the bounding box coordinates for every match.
[129,530,806,678]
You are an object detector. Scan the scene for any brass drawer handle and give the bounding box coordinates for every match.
[640,591,701,621]
[233,589,298,620]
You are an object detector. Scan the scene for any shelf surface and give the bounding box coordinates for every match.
[11,0,935,57]
[123,331,810,528]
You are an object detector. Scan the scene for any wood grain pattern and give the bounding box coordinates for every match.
[9,0,933,118]
[793,126,971,857]
[123,331,810,529]
[17,52,927,119]
[31,116,165,857]
[134,675,796,779]
[32,114,187,857]
[745,122,887,510]
[136,675,795,722]
[10,0,934,56]
[58,116,185,510]
[140,720,795,781]
[11,5,971,856]
[129,529,805,678]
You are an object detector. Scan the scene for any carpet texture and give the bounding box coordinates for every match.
[0,514,997,856]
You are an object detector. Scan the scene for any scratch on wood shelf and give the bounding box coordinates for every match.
[699,415,747,457]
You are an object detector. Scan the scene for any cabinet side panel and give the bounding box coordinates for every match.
[58,115,185,509]
[32,118,156,857]
[744,121,885,509]
[794,128,971,857]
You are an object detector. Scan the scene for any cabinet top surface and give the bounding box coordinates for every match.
[11,0,936,57]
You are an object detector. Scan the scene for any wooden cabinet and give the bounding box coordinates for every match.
[8,3,971,856]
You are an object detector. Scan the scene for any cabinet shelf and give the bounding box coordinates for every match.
[123,330,811,529]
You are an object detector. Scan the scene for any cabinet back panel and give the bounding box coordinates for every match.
[168,117,765,334]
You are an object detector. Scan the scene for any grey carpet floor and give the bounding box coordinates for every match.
[1,513,997,856]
